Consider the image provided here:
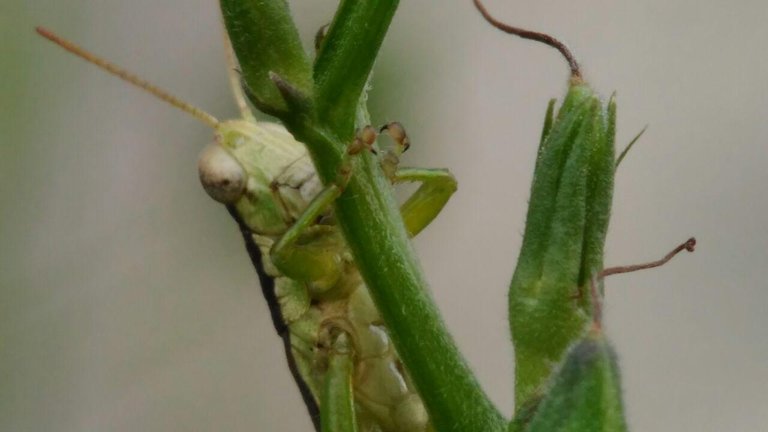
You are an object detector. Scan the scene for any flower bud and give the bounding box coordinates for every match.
[510,83,617,404]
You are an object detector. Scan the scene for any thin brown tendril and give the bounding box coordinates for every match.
[472,0,582,79]
[600,237,697,279]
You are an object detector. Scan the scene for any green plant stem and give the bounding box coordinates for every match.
[219,0,312,115]
[314,0,400,135]
[335,160,506,432]
[288,120,506,432]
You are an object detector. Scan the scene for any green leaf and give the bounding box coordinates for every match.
[220,0,313,116]
[523,330,628,432]
[509,83,617,405]
[313,0,399,137]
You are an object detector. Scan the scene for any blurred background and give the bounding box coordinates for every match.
[3,0,767,430]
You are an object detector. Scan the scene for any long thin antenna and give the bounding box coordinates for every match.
[472,0,582,79]
[222,29,254,121]
[36,26,220,129]
[600,237,697,279]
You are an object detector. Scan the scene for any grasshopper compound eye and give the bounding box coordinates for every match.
[198,144,247,204]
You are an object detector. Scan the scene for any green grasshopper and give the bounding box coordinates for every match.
[37,27,458,432]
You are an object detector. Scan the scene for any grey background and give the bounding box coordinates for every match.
[3,0,767,431]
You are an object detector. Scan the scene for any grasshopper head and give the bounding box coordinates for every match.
[200,120,318,235]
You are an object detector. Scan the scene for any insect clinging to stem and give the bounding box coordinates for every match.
[36,23,459,432]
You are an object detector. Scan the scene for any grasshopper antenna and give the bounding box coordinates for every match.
[36,26,220,129]
[472,0,582,80]
[222,29,254,121]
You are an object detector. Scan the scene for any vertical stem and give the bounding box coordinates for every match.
[325,136,505,432]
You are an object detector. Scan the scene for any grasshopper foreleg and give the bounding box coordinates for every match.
[320,329,358,432]
[378,121,410,180]
[270,127,377,293]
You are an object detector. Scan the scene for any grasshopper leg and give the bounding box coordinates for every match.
[394,168,458,238]
[378,122,410,180]
[377,121,459,237]
[270,128,376,290]
[337,125,377,187]
[320,330,358,432]
[270,185,345,290]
